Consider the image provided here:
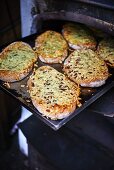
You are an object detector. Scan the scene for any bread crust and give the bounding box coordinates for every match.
[35,30,68,63]
[27,66,80,120]
[31,97,77,120]
[0,65,33,82]
[97,38,114,68]
[0,41,38,82]
[62,23,97,50]
[63,49,109,87]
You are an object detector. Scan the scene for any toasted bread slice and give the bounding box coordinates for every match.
[97,38,114,67]
[0,41,37,82]
[35,30,68,63]
[27,66,80,120]
[63,49,109,87]
[62,23,97,50]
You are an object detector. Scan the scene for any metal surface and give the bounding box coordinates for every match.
[75,0,114,10]
[20,0,114,36]
[88,86,114,117]
[32,13,114,36]
[0,29,114,130]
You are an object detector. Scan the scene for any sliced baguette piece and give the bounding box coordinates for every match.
[63,49,109,87]
[27,66,80,120]
[62,23,97,50]
[97,38,114,68]
[0,41,38,82]
[35,30,68,63]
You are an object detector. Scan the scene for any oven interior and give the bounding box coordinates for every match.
[18,1,114,168]
[1,1,114,130]
[0,0,114,169]
[0,20,114,130]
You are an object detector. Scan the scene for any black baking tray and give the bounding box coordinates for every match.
[0,32,114,130]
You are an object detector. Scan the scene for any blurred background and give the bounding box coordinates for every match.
[0,1,28,170]
[0,0,21,46]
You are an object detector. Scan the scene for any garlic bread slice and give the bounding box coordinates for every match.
[97,38,114,67]
[27,66,80,120]
[35,30,68,63]
[62,23,97,50]
[63,49,109,87]
[0,41,37,82]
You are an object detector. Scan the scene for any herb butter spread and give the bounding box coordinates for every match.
[0,41,37,82]
[0,49,35,71]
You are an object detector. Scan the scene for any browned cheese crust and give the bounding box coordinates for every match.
[62,23,97,50]
[27,66,80,120]
[63,49,109,87]
[0,41,38,82]
[35,30,68,63]
[97,38,114,67]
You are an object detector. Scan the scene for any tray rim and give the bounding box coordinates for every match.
[0,81,114,130]
[0,33,114,130]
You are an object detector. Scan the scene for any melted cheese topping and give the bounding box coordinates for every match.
[63,49,109,86]
[35,30,68,60]
[63,23,96,49]
[0,44,36,71]
[29,66,80,107]
[97,38,114,67]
